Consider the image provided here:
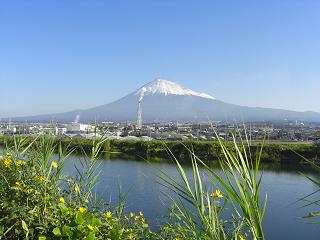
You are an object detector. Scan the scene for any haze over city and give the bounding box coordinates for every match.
[1,0,320,118]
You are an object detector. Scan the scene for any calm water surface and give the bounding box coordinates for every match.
[61,154,320,240]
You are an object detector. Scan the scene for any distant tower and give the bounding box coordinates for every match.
[136,88,146,130]
[137,100,142,130]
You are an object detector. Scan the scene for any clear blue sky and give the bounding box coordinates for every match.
[1,0,320,117]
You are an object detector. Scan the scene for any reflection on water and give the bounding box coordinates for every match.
[62,154,320,239]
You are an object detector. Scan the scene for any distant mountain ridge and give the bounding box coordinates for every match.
[6,78,320,123]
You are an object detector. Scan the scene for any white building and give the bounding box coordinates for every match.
[55,127,67,135]
[66,123,89,133]
[5,125,17,134]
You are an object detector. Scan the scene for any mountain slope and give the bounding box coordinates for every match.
[7,78,320,123]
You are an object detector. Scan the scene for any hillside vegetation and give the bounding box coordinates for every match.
[1,136,319,163]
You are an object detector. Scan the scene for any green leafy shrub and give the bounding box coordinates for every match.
[0,136,155,239]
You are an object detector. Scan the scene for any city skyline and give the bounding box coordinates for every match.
[1,1,320,117]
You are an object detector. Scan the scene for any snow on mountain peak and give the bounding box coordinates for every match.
[134,78,215,100]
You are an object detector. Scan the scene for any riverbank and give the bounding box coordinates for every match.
[0,135,264,239]
[1,135,319,239]
[1,136,319,163]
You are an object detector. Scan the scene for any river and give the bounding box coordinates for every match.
[61,154,320,240]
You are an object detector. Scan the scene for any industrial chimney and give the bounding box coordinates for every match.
[137,100,142,129]
[136,87,146,130]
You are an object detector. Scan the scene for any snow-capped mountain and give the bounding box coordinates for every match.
[134,78,215,100]
[7,78,320,123]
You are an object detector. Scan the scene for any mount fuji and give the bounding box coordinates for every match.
[8,78,320,123]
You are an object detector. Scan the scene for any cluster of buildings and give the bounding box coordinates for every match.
[1,120,320,143]
[0,122,94,137]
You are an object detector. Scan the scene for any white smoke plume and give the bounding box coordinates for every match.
[74,114,80,123]
[139,87,146,102]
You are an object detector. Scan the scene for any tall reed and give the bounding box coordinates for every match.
[159,131,267,239]
[296,153,320,223]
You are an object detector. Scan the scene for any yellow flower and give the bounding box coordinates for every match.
[134,216,140,221]
[26,188,33,193]
[59,197,65,203]
[15,180,24,187]
[51,161,58,168]
[210,190,223,199]
[16,160,26,167]
[139,211,143,216]
[36,175,44,181]
[128,233,135,240]
[163,225,171,232]
[3,158,12,168]
[78,207,87,213]
[87,224,94,231]
[216,190,223,199]
[105,211,112,218]
[129,212,134,218]
[239,235,245,240]
[67,178,73,183]
[74,185,80,193]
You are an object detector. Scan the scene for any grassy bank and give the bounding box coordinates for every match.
[1,136,319,163]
